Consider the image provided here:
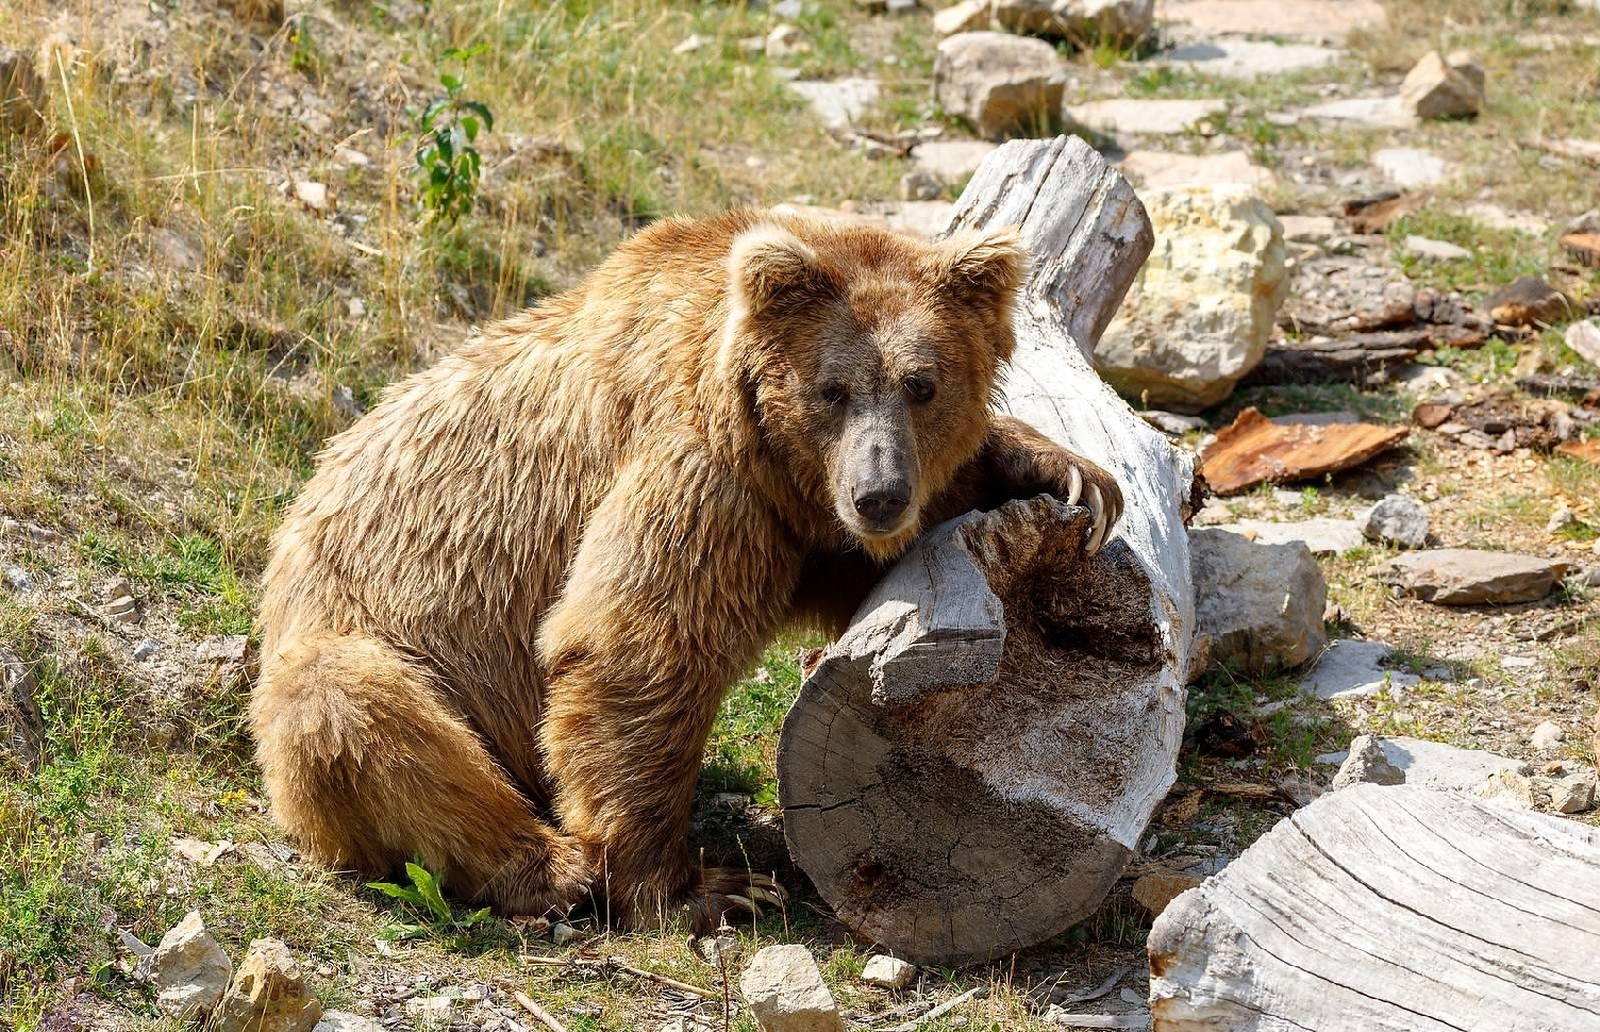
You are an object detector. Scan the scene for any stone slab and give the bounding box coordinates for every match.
[1071,97,1227,135]
[1297,640,1421,700]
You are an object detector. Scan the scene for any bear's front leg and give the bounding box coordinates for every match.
[932,414,1125,551]
[537,454,799,933]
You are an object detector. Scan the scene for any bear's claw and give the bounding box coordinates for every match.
[692,868,787,932]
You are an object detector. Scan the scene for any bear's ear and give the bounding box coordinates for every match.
[728,224,835,317]
[929,226,1028,305]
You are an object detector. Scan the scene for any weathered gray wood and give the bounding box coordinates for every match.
[778,137,1196,966]
[1148,784,1600,1031]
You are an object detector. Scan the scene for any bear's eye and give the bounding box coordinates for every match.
[820,382,848,407]
[903,376,936,404]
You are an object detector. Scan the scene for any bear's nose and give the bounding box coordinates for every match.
[854,486,909,528]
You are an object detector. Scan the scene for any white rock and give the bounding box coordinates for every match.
[1296,640,1420,701]
[1095,184,1286,411]
[1159,0,1384,41]
[1163,38,1343,79]
[151,911,233,1021]
[1070,98,1226,136]
[786,78,880,128]
[1379,737,1529,792]
[1278,215,1337,243]
[1330,735,1406,790]
[911,139,997,183]
[1464,203,1548,235]
[766,24,811,60]
[404,997,457,1029]
[741,945,843,1032]
[1211,518,1364,556]
[933,0,991,36]
[1530,721,1565,752]
[673,34,710,54]
[4,565,36,592]
[1480,769,1539,809]
[551,921,580,945]
[1404,235,1471,261]
[1141,409,1208,435]
[1375,148,1451,188]
[1552,771,1597,814]
[933,32,1066,141]
[214,939,322,1032]
[1400,50,1483,120]
[860,954,916,989]
[1548,505,1578,535]
[294,180,331,214]
[1359,494,1429,549]
[1120,149,1274,189]
[1565,319,1600,368]
[1303,95,1416,130]
[1190,529,1327,677]
[313,1012,387,1032]
[990,0,1155,43]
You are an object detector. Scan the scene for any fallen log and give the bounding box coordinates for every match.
[1149,784,1600,1031]
[778,136,1195,966]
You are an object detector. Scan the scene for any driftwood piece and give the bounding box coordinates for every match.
[778,136,1195,966]
[1148,784,1600,1031]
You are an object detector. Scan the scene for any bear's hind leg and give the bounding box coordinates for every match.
[251,633,590,917]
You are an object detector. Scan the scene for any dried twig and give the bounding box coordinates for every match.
[511,990,569,1032]
[885,986,983,1031]
[521,954,719,1001]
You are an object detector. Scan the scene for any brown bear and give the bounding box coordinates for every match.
[251,209,1122,932]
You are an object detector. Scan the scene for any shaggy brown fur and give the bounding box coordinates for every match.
[252,209,1122,931]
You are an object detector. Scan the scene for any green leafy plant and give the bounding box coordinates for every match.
[414,45,495,226]
[367,861,491,939]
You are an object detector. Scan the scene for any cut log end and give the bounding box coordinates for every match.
[779,498,1170,966]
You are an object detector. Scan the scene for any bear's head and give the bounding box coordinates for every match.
[723,217,1026,561]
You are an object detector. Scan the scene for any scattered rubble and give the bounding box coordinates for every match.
[1118,149,1274,189]
[1191,529,1328,677]
[1200,408,1409,496]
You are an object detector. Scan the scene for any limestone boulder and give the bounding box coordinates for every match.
[1191,528,1327,677]
[933,32,1065,140]
[1095,185,1287,412]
